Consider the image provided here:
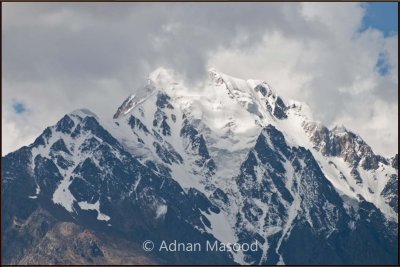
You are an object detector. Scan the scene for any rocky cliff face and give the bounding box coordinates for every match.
[2,68,398,265]
[5,208,161,265]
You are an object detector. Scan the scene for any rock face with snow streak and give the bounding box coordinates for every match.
[2,68,398,265]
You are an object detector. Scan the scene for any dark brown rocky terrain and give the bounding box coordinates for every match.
[4,208,162,265]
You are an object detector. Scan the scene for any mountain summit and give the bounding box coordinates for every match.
[2,68,398,265]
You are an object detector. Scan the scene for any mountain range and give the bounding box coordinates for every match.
[2,68,398,265]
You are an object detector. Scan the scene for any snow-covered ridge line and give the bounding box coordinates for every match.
[111,67,397,221]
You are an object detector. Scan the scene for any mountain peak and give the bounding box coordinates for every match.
[70,108,98,119]
[207,67,219,73]
[208,67,223,84]
[331,124,348,135]
[147,67,180,88]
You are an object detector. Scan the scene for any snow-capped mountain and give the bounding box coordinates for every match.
[2,68,398,265]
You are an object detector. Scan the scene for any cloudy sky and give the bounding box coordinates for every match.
[2,3,398,156]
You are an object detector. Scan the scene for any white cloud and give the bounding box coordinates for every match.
[2,3,398,157]
[208,3,397,156]
[334,99,397,158]
[2,77,128,155]
[207,32,312,102]
[2,110,42,154]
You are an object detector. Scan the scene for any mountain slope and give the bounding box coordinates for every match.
[2,68,398,265]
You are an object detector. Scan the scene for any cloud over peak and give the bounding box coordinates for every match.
[2,3,398,156]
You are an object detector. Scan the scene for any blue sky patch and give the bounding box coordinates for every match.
[375,53,390,76]
[360,2,398,37]
[12,100,27,114]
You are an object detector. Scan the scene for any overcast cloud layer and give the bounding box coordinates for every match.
[2,3,398,156]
